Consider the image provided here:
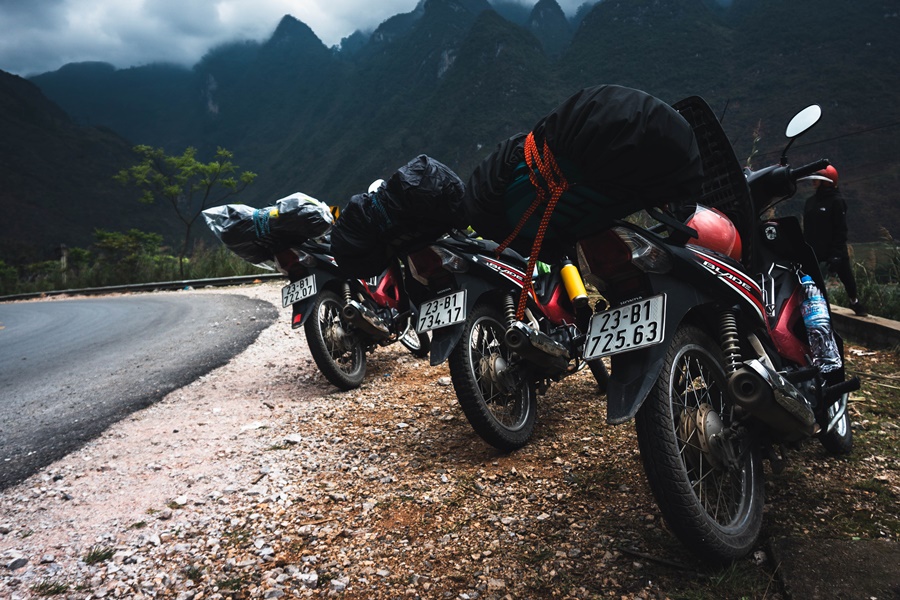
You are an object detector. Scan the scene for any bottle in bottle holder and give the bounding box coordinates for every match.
[560,260,588,308]
[800,275,842,373]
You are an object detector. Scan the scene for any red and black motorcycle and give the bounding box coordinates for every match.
[275,240,430,391]
[203,194,429,392]
[405,232,608,451]
[575,97,858,562]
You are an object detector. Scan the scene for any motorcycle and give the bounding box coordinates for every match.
[573,96,859,562]
[404,231,609,451]
[274,239,431,391]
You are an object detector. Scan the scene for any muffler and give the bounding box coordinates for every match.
[342,300,392,340]
[728,359,817,441]
[504,321,569,374]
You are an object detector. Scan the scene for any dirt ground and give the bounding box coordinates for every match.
[1,282,898,599]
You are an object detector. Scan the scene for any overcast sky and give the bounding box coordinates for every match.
[0,0,596,77]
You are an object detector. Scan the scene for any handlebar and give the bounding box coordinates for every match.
[789,158,830,181]
[746,157,830,213]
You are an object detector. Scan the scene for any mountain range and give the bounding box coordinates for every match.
[2,0,898,264]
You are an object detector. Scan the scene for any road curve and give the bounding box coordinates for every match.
[0,292,278,489]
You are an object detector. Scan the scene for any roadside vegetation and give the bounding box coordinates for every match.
[0,144,265,298]
[0,230,270,298]
[826,238,900,320]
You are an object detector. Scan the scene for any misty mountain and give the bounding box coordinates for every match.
[526,0,572,57]
[5,0,899,264]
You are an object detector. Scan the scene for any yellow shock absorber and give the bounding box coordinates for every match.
[560,260,588,308]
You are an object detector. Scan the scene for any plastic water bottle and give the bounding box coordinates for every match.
[800,275,842,373]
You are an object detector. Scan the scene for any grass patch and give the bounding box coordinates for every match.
[184,564,204,582]
[853,477,893,500]
[224,527,251,545]
[31,580,69,596]
[519,542,555,566]
[217,577,247,590]
[82,545,115,565]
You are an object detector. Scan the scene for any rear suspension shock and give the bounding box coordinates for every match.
[719,308,742,375]
[503,292,517,328]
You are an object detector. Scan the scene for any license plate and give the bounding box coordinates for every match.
[416,290,466,333]
[281,275,317,307]
[584,295,666,359]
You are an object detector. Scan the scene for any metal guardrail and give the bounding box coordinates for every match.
[0,273,284,302]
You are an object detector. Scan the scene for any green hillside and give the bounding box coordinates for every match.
[0,71,180,263]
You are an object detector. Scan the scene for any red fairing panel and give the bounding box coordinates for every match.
[688,246,767,326]
[770,285,810,366]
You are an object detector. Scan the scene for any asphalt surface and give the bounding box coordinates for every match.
[0,292,278,489]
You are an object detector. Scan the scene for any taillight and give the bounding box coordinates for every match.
[293,248,318,267]
[577,227,671,293]
[618,228,672,274]
[407,245,467,286]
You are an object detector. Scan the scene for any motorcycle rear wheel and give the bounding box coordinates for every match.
[304,289,366,390]
[448,302,537,451]
[635,323,764,563]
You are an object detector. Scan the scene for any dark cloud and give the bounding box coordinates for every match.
[0,0,596,77]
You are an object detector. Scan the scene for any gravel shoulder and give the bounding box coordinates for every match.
[1,282,898,599]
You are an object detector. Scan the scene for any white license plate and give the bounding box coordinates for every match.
[281,275,317,307]
[584,295,666,359]
[416,290,467,333]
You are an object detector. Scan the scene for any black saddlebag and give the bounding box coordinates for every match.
[331,155,466,278]
[463,84,704,260]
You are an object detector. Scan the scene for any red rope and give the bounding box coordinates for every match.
[496,132,569,320]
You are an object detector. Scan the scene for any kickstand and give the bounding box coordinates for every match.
[766,445,788,474]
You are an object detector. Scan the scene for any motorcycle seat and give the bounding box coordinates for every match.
[447,230,529,267]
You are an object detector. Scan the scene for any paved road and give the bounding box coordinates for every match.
[0,292,278,489]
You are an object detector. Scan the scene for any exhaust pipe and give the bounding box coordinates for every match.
[728,359,817,441]
[342,300,392,340]
[505,321,569,374]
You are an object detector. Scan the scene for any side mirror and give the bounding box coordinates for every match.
[785,105,822,139]
[781,104,822,165]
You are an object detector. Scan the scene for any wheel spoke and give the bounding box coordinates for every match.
[671,347,749,527]
[319,301,357,374]
[468,317,524,428]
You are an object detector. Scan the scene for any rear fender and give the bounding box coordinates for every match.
[606,277,710,424]
[429,324,465,366]
[427,272,516,366]
[291,266,345,327]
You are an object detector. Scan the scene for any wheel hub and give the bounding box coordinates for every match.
[479,353,516,395]
[324,322,350,352]
[678,403,728,471]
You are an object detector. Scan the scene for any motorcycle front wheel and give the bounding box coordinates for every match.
[448,302,537,452]
[818,392,853,455]
[587,359,609,395]
[304,289,366,391]
[399,324,431,359]
[635,323,764,563]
